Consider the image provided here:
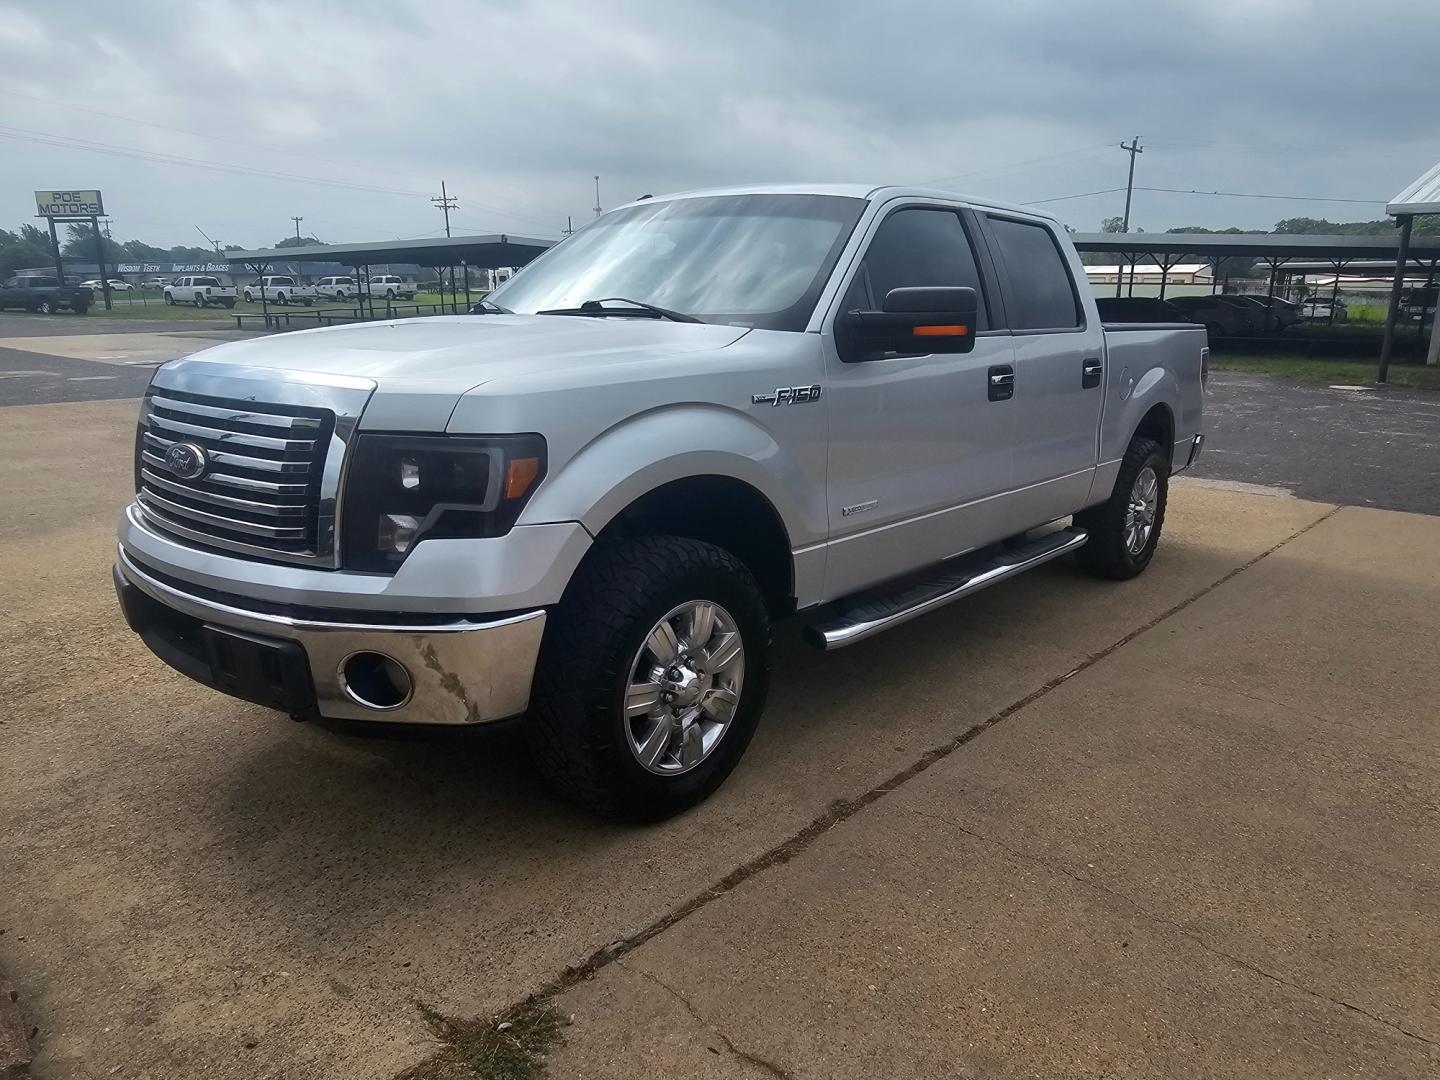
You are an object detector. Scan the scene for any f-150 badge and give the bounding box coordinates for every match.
[752,384,822,406]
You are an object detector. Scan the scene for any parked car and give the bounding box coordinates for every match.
[313,275,357,300]
[1216,295,1274,334]
[1095,297,1193,324]
[362,275,417,301]
[164,275,237,309]
[142,278,171,290]
[1244,295,1301,331]
[81,278,135,292]
[1167,295,1252,337]
[0,273,92,314]
[241,276,314,306]
[1303,297,1349,322]
[114,184,1206,820]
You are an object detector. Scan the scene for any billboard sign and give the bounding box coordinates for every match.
[34,189,105,218]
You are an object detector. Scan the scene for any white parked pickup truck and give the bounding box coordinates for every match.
[164,276,237,309]
[115,184,1205,819]
[362,275,417,301]
[313,275,357,300]
[241,276,315,306]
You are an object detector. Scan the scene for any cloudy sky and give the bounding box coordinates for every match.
[2,0,1437,250]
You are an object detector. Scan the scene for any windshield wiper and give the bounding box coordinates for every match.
[536,297,701,323]
[470,299,512,314]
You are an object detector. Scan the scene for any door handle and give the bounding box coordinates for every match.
[1082,358,1103,389]
[988,365,1014,402]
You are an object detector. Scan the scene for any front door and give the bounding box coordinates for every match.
[820,202,1017,601]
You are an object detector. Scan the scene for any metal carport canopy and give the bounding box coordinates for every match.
[1071,232,1440,260]
[227,233,555,270]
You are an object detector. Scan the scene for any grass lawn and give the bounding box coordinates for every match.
[1213,353,1440,389]
[82,290,475,323]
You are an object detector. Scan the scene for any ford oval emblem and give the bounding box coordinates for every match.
[164,441,208,480]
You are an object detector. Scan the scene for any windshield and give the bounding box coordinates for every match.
[487,193,866,332]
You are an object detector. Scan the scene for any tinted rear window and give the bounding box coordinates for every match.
[986,216,1082,330]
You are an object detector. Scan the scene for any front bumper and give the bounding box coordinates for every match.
[114,546,546,726]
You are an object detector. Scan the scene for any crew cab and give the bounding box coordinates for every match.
[241,276,315,305]
[313,275,357,300]
[164,276,237,309]
[0,274,92,314]
[114,184,1205,820]
[362,275,417,301]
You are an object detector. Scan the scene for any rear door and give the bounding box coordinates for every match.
[979,213,1103,524]
[820,201,1017,599]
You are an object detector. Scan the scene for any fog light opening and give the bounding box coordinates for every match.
[341,652,413,711]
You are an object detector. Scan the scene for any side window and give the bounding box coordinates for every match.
[845,208,988,330]
[985,216,1082,330]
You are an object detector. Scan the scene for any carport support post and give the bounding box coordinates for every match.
[1378,214,1414,384]
[462,259,471,309]
[1329,260,1345,326]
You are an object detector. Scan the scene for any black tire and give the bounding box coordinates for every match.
[1075,436,1168,580]
[243,291,254,303]
[222,299,236,309]
[164,293,175,306]
[528,535,772,821]
[38,300,54,315]
[73,302,89,315]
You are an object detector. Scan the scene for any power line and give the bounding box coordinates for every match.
[1025,185,1382,207]
[0,88,438,184]
[0,124,429,197]
[1025,187,1127,205]
[920,145,1111,187]
[1137,186,1383,205]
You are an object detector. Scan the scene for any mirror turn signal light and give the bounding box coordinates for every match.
[913,324,969,337]
[505,456,542,500]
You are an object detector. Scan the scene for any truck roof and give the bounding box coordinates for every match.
[618,183,1058,224]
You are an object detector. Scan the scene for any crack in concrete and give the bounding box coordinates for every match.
[901,806,1437,1051]
[396,503,1346,1077]
[616,960,796,1079]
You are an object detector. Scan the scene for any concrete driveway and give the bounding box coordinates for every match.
[1,398,1436,1079]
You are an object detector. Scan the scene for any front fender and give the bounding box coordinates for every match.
[519,403,825,547]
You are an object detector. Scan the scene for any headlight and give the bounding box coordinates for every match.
[340,433,546,571]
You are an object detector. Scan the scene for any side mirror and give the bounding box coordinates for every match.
[841,286,979,362]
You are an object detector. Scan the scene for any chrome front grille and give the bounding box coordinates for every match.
[136,388,336,563]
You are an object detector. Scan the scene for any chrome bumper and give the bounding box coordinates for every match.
[114,546,546,726]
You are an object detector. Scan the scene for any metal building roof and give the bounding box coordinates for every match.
[1388,160,1440,216]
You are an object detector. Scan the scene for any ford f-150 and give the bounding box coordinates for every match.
[114,184,1206,820]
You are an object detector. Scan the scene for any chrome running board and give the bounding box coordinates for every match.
[804,527,1088,650]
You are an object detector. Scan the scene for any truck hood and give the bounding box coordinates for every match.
[167,314,750,389]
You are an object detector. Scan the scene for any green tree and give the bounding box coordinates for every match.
[61,222,124,262]
[275,235,323,248]
[0,228,53,276]
[1100,216,1125,233]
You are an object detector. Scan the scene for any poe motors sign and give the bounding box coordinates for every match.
[34,189,105,218]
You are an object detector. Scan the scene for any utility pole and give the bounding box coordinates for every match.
[194,224,222,259]
[563,215,574,237]
[1119,136,1143,233]
[431,181,458,237]
[593,175,602,218]
[291,215,304,242]
[1117,136,1144,298]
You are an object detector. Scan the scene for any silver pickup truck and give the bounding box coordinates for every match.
[114,184,1205,819]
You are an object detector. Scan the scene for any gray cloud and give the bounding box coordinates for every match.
[2,0,1436,248]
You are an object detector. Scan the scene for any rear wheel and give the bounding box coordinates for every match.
[1075,436,1168,580]
[38,300,54,315]
[528,535,771,820]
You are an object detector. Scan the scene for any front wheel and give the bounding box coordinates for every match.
[243,291,254,303]
[528,535,772,821]
[164,293,175,305]
[38,300,54,315]
[1075,436,1168,580]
